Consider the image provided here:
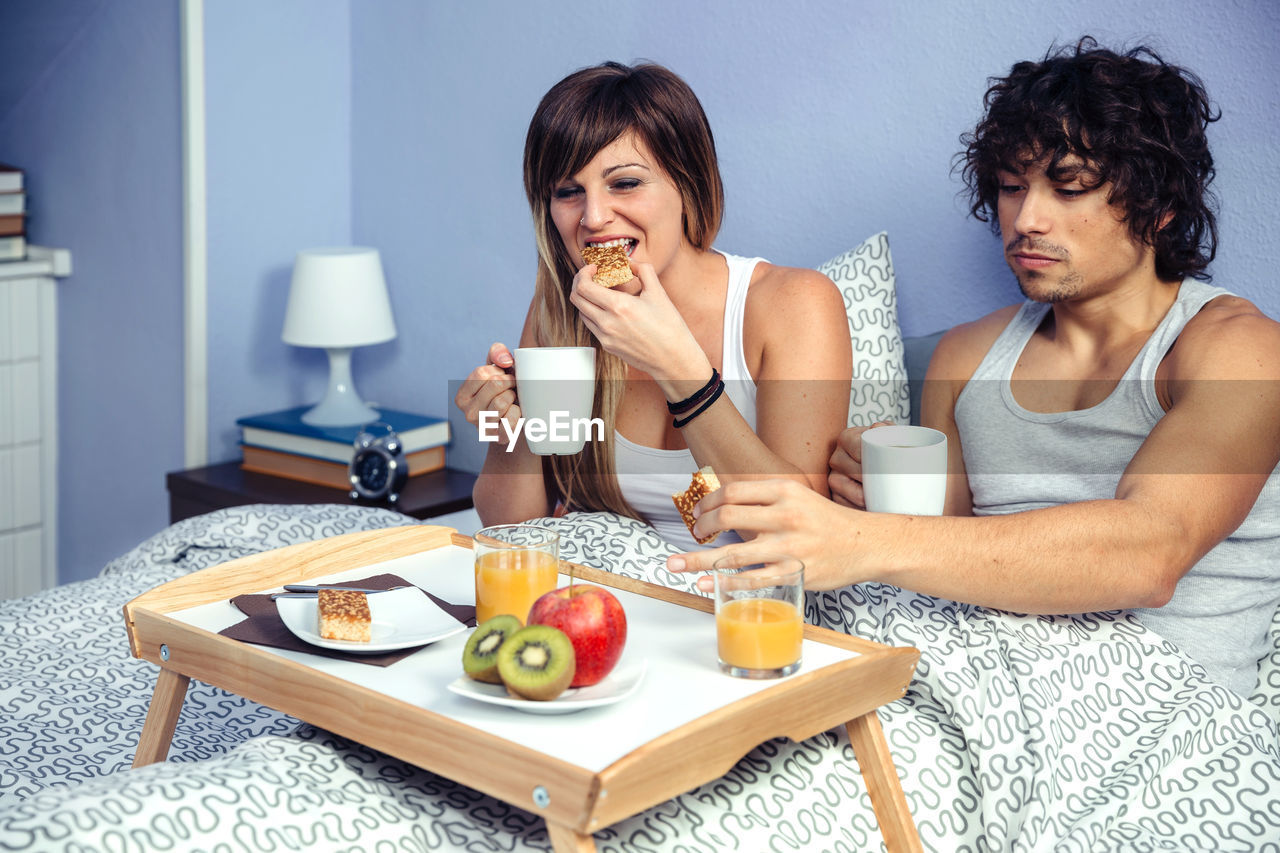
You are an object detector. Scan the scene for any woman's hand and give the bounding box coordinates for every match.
[453,342,520,445]
[570,261,705,381]
[665,478,865,592]
[827,422,894,509]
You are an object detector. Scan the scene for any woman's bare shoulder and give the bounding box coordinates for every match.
[743,260,850,376]
[748,260,845,316]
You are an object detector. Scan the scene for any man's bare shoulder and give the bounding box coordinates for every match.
[927,304,1022,381]
[1168,294,1280,381]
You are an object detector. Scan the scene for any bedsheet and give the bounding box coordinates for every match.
[1,504,1278,852]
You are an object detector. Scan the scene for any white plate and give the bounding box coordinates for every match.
[447,658,648,715]
[277,587,467,653]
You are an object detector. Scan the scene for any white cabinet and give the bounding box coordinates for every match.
[0,246,70,599]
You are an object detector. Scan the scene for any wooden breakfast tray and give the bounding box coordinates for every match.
[123,525,922,852]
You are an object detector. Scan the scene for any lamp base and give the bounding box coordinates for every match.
[301,346,381,427]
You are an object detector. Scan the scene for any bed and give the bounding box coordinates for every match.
[1,501,1278,852]
[4,234,1278,850]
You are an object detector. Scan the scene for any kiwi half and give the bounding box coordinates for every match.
[496,625,576,701]
[462,614,523,684]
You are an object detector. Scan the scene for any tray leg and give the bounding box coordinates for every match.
[546,821,595,853]
[846,710,922,853]
[132,669,191,768]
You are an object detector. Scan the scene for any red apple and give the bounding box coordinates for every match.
[527,584,626,687]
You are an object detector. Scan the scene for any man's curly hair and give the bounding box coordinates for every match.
[959,37,1220,282]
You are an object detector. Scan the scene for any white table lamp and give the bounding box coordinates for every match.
[282,247,396,426]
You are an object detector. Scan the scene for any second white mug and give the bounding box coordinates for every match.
[860,424,947,515]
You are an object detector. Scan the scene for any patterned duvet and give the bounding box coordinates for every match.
[2,503,1278,852]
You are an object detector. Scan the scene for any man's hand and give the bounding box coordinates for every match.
[827,422,893,508]
[666,479,863,593]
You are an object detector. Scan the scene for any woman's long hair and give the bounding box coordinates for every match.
[522,61,724,516]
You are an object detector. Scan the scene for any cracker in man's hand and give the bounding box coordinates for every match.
[672,465,722,545]
[581,242,635,289]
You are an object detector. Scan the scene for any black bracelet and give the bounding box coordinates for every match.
[672,378,725,428]
[666,368,720,415]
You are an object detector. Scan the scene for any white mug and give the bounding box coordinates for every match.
[860,424,947,515]
[513,347,597,455]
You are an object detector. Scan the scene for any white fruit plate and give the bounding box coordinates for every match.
[447,658,648,715]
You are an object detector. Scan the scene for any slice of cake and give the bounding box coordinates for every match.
[317,588,372,642]
[672,465,722,545]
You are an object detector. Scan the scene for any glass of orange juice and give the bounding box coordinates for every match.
[473,525,560,625]
[713,555,804,678]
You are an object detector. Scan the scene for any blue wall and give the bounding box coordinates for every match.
[341,0,1280,474]
[0,0,183,583]
[205,0,353,455]
[1,0,1277,582]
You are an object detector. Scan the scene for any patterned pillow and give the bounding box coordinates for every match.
[817,231,910,426]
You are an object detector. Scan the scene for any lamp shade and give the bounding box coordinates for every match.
[282,247,396,348]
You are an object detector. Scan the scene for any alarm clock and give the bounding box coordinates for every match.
[348,422,408,503]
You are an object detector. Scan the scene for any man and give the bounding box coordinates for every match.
[671,38,1280,697]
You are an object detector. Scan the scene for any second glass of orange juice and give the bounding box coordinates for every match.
[713,555,804,678]
[473,525,560,625]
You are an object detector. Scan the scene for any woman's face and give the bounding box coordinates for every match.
[549,133,688,277]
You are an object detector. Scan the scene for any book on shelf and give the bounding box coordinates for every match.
[0,164,21,194]
[235,405,450,463]
[0,213,23,237]
[0,235,25,262]
[0,192,23,216]
[241,443,446,490]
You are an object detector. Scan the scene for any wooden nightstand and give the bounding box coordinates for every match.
[166,461,478,524]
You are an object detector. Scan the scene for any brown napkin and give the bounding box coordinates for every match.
[220,573,476,667]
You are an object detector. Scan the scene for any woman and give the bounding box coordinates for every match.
[454,61,851,550]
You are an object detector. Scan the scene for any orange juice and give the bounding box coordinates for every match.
[716,597,803,670]
[474,549,559,624]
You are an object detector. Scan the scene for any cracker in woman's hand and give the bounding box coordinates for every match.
[581,242,635,288]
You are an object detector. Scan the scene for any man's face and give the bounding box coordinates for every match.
[997,156,1155,303]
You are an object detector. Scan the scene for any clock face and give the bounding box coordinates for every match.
[349,423,407,502]
[355,451,390,491]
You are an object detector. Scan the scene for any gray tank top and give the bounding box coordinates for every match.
[954,279,1280,696]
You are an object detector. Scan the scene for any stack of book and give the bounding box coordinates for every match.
[237,406,450,490]
[0,164,26,262]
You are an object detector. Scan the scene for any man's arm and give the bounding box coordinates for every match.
[673,301,1280,614]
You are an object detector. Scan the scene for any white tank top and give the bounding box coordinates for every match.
[614,250,761,551]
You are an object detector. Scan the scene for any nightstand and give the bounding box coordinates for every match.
[166,461,477,524]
